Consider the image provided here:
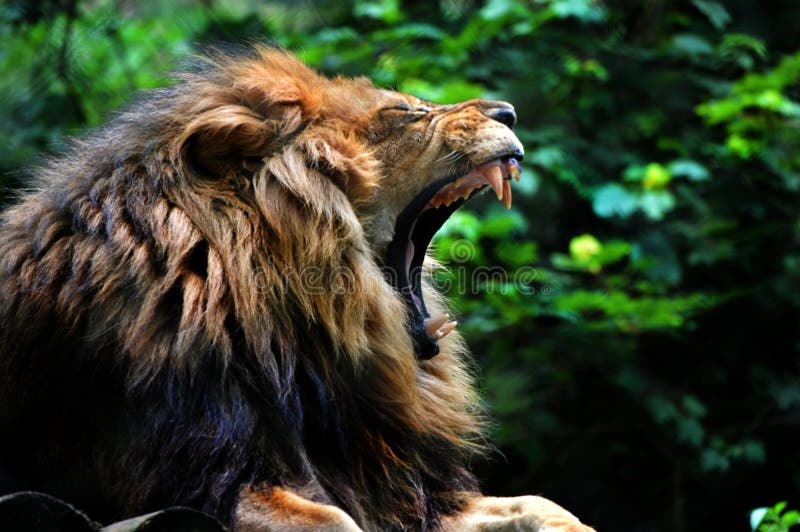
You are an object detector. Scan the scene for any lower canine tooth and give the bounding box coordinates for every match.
[426,314,449,336]
[438,321,458,338]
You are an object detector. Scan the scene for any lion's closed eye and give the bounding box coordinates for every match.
[382,102,431,114]
[385,102,415,112]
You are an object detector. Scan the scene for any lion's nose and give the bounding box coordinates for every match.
[485,106,517,129]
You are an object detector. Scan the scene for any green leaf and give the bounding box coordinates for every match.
[740,439,766,464]
[677,417,704,446]
[547,0,607,23]
[371,23,446,41]
[642,163,671,190]
[554,237,629,274]
[672,33,714,59]
[623,164,646,182]
[727,134,756,158]
[353,0,403,24]
[480,208,528,237]
[529,145,565,170]
[669,159,711,181]
[691,0,731,30]
[551,290,709,331]
[496,241,538,267]
[696,97,744,125]
[647,395,678,424]
[750,507,769,532]
[596,240,632,265]
[480,0,530,21]
[719,33,767,64]
[569,234,602,260]
[592,183,639,218]
[701,448,731,472]
[782,510,800,527]
[682,395,708,418]
[769,381,800,410]
[751,507,769,531]
[640,190,676,220]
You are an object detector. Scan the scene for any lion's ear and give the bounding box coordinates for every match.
[175,51,324,177]
[178,100,310,178]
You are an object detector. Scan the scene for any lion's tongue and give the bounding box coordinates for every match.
[406,239,415,275]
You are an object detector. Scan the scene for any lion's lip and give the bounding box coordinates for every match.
[385,153,523,359]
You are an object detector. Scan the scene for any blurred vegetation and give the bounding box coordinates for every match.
[2,1,799,530]
[752,502,800,532]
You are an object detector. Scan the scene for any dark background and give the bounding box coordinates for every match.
[2,1,799,530]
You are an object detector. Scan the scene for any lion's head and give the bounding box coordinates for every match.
[354,85,523,359]
[176,46,523,361]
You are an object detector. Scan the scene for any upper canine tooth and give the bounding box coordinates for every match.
[485,166,504,201]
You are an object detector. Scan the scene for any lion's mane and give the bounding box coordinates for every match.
[0,47,483,529]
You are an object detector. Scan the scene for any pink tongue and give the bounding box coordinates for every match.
[411,292,423,312]
[406,240,415,278]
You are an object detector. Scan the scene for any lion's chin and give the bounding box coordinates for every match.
[384,156,522,359]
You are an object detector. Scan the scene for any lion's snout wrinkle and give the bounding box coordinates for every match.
[438,98,517,129]
[0,44,588,532]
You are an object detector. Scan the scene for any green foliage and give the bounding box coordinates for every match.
[2,1,800,530]
[751,502,800,532]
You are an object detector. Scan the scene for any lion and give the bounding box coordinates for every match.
[0,46,594,531]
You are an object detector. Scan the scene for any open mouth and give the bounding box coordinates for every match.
[385,153,523,359]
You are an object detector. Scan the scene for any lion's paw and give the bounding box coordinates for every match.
[234,485,363,531]
[442,495,596,532]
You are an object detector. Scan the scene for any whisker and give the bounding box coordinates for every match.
[435,151,464,165]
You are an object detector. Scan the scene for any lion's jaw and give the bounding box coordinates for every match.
[356,95,525,358]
